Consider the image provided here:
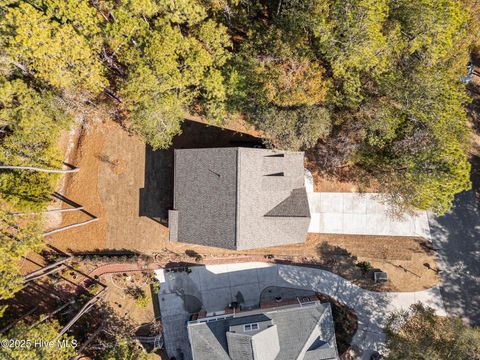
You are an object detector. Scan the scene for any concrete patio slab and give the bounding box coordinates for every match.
[256,264,279,290]
[342,213,367,233]
[230,283,262,308]
[308,192,322,212]
[320,192,345,213]
[201,287,233,312]
[321,212,344,232]
[308,192,430,238]
[158,293,185,316]
[343,193,368,214]
[227,267,259,287]
[197,266,230,291]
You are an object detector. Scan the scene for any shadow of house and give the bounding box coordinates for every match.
[139,120,263,225]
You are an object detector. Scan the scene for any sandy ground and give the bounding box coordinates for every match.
[46,117,439,291]
[47,120,109,252]
[101,272,155,329]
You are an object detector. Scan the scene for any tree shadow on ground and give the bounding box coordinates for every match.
[314,241,392,291]
[139,119,263,226]
[429,154,480,326]
[315,241,360,280]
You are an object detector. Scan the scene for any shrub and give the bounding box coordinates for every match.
[356,261,372,275]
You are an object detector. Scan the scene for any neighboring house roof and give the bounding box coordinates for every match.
[170,147,311,250]
[187,302,339,360]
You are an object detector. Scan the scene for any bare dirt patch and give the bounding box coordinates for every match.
[47,116,438,292]
[47,120,108,252]
[101,272,156,331]
[165,233,439,292]
[48,117,262,254]
[304,158,379,193]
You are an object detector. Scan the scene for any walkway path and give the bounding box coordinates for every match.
[155,262,445,360]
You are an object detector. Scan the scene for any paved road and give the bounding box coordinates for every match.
[430,189,480,326]
[155,263,445,360]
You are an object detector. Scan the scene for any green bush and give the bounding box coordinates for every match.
[356,261,373,275]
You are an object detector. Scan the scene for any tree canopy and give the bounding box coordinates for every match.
[2,320,77,359]
[1,0,477,213]
[223,0,477,214]
[100,336,149,360]
[0,203,44,316]
[385,303,480,359]
[0,77,70,210]
[105,0,231,149]
[1,2,106,94]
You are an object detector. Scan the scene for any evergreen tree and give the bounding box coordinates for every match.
[1,320,77,359]
[0,202,44,316]
[386,303,480,359]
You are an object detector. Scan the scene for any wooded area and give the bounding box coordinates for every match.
[0,0,479,357]
[1,0,478,214]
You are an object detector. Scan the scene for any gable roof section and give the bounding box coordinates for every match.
[265,188,311,218]
[187,303,339,360]
[172,147,311,250]
[236,148,311,250]
[188,321,231,360]
[173,148,238,249]
[226,324,280,360]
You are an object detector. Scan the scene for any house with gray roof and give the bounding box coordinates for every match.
[187,301,339,360]
[169,147,311,250]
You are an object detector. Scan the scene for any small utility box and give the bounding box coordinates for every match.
[374,271,388,283]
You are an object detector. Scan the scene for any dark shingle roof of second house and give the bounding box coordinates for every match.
[171,147,311,250]
[187,303,339,360]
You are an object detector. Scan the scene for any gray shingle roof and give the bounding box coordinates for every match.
[171,148,311,250]
[172,148,238,249]
[265,188,311,217]
[187,303,339,360]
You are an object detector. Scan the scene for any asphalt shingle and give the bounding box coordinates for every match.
[172,147,311,250]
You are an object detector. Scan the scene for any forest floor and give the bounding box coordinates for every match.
[45,115,439,292]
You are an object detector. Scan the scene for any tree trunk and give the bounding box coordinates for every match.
[54,288,107,342]
[24,256,72,282]
[12,207,84,216]
[0,165,79,173]
[44,218,98,236]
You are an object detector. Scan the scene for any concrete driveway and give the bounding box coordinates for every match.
[430,188,480,326]
[155,262,445,360]
[307,192,431,238]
